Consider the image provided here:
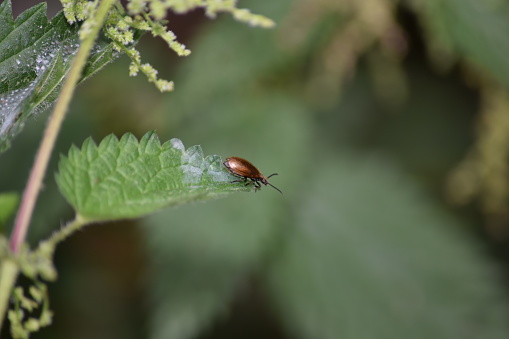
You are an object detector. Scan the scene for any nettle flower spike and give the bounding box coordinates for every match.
[59,0,274,92]
[127,0,146,15]
[61,0,89,23]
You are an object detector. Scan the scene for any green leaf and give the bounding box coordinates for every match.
[55,132,245,221]
[144,168,286,339]
[0,0,119,152]
[0,191,18,229]
[418,0,509,89]
[265,155,509,339]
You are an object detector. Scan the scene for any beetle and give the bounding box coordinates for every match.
[223,156,282,194]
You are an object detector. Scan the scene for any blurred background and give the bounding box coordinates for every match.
[3,0,509,338]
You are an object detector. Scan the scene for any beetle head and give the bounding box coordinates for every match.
[263,173,282,194]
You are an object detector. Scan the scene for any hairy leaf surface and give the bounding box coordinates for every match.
[56,132,245,221]
[0,0,118,152]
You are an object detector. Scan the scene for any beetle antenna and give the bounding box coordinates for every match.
[267,182,283,195]
[267,173,278,179]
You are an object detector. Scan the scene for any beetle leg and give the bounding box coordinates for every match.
[230,176,249,184]
[245,179,259,191]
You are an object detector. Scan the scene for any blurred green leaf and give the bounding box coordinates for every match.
[163,1,294,117]
[265,154,509,339]
[56,132,246,221]
[418,0,509,88]
[144,190,283,339]
[0,191,18,229]
[0,0,118,152]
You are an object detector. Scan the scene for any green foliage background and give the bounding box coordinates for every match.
[2,0,509,338]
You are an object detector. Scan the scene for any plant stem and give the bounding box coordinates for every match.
[10,0,116,253]
[0,260,17,330]
[0,0,117,332]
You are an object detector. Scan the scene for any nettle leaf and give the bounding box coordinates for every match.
[56,132,245,221]
[0,0,118,152]
[266,156,509,339]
